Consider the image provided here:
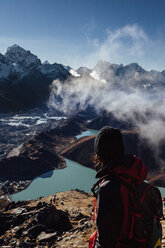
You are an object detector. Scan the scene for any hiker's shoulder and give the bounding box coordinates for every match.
[100,177,120,187]
[99,178,121,196]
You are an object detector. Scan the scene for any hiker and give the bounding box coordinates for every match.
[89,126,163,248]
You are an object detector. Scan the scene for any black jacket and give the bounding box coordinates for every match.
[94,156,163,248]
[95,179,123,248]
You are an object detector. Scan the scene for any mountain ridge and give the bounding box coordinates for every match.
[1,44,165,113]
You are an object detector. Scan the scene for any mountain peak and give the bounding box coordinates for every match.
[43,60,50,65]
[5,44,41,71]
[6,44,26,54]
[125,63,145,72]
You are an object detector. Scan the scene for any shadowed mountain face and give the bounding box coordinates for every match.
[0,131,64,181]
[87,111,133,130]
[0,70,52,112]
[50,114,87,137]
[0,45,70,113]
[62,136,95,168]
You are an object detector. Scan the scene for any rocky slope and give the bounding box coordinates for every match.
[0,189,164,248]
[62,136,95,169]
[0,190,95,248]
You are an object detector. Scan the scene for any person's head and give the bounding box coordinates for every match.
[94,126,124,167]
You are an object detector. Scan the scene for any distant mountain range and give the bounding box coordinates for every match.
[72,60,165,93]
[0,44,165,113]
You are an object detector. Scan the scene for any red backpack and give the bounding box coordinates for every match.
[89,176,163,248]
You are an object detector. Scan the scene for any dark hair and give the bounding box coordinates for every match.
[94,126,124,167]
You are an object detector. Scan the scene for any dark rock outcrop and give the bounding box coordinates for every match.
[87,111,133,130]
[0,131,64,181]
[0,196,73,247]
[0,45,70,113]
[50,114,87,137]
[62,136,95,168]
[0,70,52,113]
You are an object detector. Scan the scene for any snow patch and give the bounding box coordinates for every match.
[90,70,107,83]
[69,69,80,77]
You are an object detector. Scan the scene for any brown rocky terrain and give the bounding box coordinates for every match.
[0,190,95,248]
[0,189,164,248]
[62,136,95,169]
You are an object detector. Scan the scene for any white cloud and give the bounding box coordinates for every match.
[48,61,165,168]
[82,24,149,68]
[65,23,165,71]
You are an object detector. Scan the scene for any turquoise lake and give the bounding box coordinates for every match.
[11,159,97,201]
[11,129,165,201]
[76,129,98,139]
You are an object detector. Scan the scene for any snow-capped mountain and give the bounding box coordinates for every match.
[1,44,165,113]
[74,60,165,92]
[0,45,70,112]
[5,44,41,72]
[0,53,13,79]
[0,44,70,80]
[39,62,69,79]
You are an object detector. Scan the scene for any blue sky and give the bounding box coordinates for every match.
[0,0,165,70]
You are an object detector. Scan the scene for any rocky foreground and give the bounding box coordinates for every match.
[0,190,95,248]
[0,190,164,248]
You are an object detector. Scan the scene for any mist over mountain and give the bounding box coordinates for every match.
[49,59,165,119]
[1,44,165,115]
[48,60,165,170]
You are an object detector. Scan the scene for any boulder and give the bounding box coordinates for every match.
[27,224,45,238]
[37,231,57,244]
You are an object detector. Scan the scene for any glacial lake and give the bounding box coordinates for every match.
[11,129,165,201]
[76,129,98,139]
[11,159,97,202]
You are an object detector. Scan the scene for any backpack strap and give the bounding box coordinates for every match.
[92,198,97,221]
[91,175,109,197]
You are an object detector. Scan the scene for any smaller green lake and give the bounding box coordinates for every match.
[76,129,98,139]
